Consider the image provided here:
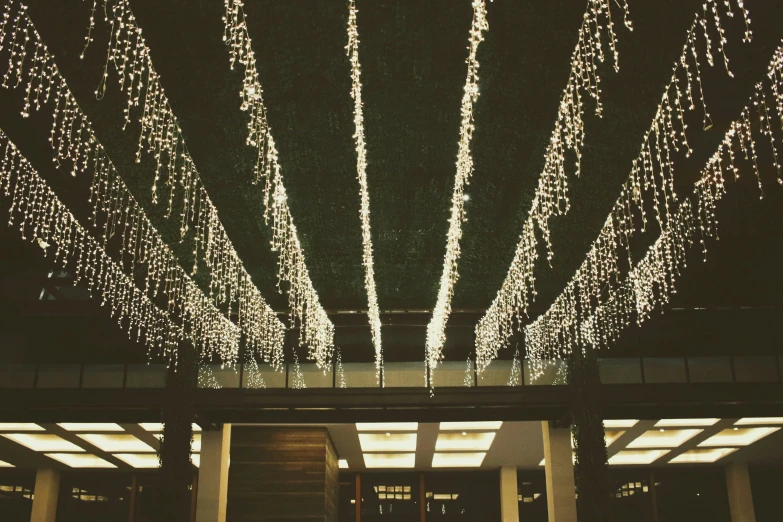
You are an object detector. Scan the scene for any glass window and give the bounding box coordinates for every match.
[361,472,419,521]
[517,470,547,522]
[654,469,731,522]
[424,472,500,522]
[608,470,654,522]
[0,469,35,522]
[56,472,132,522]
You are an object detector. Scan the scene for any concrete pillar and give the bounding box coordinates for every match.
[725,462,756,522]
[499,466,519,522]
[30,468,60,522]
[541,421,577,522]
[196,424,232,522]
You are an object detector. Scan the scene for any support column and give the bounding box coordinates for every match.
[499,466,519,522]
[542,421,577,522]
[196,424,232,522]
[725,462,756,522]
[30,468,60,522]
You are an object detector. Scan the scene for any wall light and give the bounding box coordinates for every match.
[46,453,116,468]
[2,433,84,452]
[432,452,486,468]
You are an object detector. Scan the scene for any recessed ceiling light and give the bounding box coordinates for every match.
[58,423,124,432]
[603,420,638,429]
[138,423,202,433]
[435,432,496,451]
[46,453,116,468]
[735,417,783,426]
[669,448,738,464]
[113,453,160,469]
[339,459,349,469]
[0,460,14,467]
[154,433,201,452]
[355,423,418,432]
[439,421,503,431]
[605,430,625,446]
[0,423,44,432]
[698,427,781,447]
[77,434,154,453]
[626,429,702,449]
[608,450,669,465]
[432,452,486,468]
[655,419,720,427]
[2,434,85,452]
[358,433,417,452]
[363,453,415,469]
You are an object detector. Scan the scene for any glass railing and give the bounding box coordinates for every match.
[0,355,779,389]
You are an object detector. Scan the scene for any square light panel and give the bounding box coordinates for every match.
[58,423,124,432]
[46,453,116,468]
[2,433,84,452]
[435,432,496,451]
[432,452,486,468]
[363,453,415,469]
[113,453,160,469]
[699,427,780,447]
[605,430,625,446]
[608,450,669,465]
[603,420,638,429]
[0,460,13,467]
[626,429,702,449]
[0,423,44,432]
[735,418,783,426]
[669,448,738,464]
[655,419,720,427]
[359,433,417,452]
[338,459,349,469]
[77,434,154,453]
[191,454,200,468]
[356,423,418,432]
[439,421,502,431]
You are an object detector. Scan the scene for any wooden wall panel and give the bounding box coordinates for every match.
[227,427,339,522]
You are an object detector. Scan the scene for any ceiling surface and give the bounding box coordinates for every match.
[0,0,782,364]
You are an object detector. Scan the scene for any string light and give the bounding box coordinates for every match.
[0,128,184,362]
[425,0,489,388]
[0,1,288,365]
[243,357,267,389]
[474,0,634,374]
[219,0,334,368]
[507,346,522,387]
[335,347,346,389]
[346,0,383,379]
[528,38,783,369]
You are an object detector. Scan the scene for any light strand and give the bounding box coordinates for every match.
[346,0,383,379]
[219,0,334,368]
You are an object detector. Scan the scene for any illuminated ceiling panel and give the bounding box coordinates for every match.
[432,452,487,468]
[363,453,415,469]
[2,433,85,452]
[138,423,202,433]
[46,453,116,468]
[698,427,781,447]
[356,423,418,432]
[735,418,783,426]
[0,460,14,467]
[339,459,349,469]
[439,421,503,431]
[608,450,669,465]
[435,432,496,451]
[113,453,161,469]
[359,433,417,452]
[191,454,201,468]
[77,434,154,453]
[655,419,720,427]
[58,423,124,432]
[669,448,738,464]
[603,420,638,429]
[626,429,702,449]
[0,423,44,432]
[605,430,625,446]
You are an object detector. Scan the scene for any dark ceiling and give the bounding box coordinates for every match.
[0,0,782,364]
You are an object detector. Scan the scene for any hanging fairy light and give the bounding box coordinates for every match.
[481,0,749,373]
[425,0,489,387]
[0,0,288,365]
[346,0,383,378]
[474,0,635,374]
[218,0,335,368]
[0,128,184,362]
[528,38,783,368]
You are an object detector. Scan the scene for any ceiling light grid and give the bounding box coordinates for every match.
[432,421,503,468]
[475,0,634,373]
[523,2,755,365]
[346,0,383,380]
[357,423,419,469]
